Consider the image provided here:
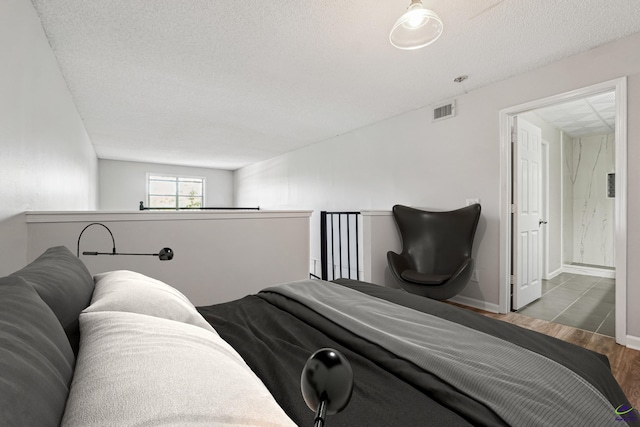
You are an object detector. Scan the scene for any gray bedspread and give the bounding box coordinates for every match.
[266,280,622,427]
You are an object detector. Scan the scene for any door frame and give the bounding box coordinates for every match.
[498,77,627,345]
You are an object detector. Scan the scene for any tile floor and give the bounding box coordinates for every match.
[517,272,615,337]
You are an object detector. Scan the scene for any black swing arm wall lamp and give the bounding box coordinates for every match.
[76,222,174,261]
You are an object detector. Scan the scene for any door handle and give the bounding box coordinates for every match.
[539,219,548,226]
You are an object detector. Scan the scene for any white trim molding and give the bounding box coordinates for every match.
[626,335,640,352]
[449,295,500,314]
[547,267,563,280]
[562,264,615,279]
[25,210,313,223]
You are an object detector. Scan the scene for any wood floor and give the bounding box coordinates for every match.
[452,304,640,410]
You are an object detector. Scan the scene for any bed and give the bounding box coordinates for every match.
[1,246,637,426]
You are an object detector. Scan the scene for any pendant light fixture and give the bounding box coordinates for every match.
[390,0,443,50]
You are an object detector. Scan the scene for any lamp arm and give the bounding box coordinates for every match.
[77,223,116,257]
[313,399,327,427]
[78,223,173,261]
[110,252,159,256]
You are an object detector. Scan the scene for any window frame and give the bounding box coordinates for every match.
[146,173,206,209]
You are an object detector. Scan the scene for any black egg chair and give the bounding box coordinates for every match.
[387,204,481,300]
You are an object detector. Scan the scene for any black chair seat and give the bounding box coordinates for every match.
[400,271,451,285]
[387,204,481,300]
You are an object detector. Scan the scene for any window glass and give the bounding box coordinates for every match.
[149,180,176,195]
[179,181,202,196]
[181,197,202,208]
[149,195,177,208]
[148,175,204,209]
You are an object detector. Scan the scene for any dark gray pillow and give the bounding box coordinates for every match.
[10,246,94,354]
[0,276,75,427]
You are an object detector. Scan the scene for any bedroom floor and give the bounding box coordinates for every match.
[517,273,615,337]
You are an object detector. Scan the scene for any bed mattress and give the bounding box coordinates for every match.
[198,278,634,426]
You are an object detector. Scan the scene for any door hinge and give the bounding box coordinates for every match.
[511,204,517,213]
[510,275,515,285]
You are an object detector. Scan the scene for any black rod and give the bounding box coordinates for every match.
[141,206,261,211]
[346,214,351,279]
[313,399,327,427]
[330,214,335,281]
[338,214,342,279]
[139,201,259,211]
[83,252,156,256]
[355,214,360,280]
[320,211,328,281]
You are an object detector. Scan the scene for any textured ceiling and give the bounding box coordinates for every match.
[534,92,616,138]
[31,0,640,170]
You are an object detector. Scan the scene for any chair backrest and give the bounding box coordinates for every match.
[392,204,481,275]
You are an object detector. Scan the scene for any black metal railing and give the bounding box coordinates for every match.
[320,211,361,281]
[139,201,260,211]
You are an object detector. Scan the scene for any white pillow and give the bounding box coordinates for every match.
[86,270,215,333]
[62,311,296,427]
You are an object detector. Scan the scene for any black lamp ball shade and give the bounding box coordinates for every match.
[301,348,353,416]
[158,247,174,261]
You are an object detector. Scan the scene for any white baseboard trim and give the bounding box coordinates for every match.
[626,335,640,351]
[545,267,563,280]
[562,264,615,279]
[449,295,500,313]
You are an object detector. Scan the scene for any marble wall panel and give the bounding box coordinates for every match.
[564,133,615,267]
[562,132,574,264]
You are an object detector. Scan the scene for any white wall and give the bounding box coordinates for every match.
[0,0,97,275]
[99,159,235,210]
[26,211,311,306]
[235,32,640,338]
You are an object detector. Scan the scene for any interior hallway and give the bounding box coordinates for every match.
[517,273,615,337]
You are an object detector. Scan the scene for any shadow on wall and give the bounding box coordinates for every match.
[0,213,29,276]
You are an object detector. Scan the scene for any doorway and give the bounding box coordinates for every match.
[499,78,628,345]
[516,101,617,336]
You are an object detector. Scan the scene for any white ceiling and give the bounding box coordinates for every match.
[534,92,616,138]
[31,0,640,170]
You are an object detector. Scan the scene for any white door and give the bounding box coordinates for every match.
[512,117,543,309]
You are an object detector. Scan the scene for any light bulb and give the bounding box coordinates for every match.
[406,10,427,28]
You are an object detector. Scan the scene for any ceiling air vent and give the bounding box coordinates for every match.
[433,101,456,122]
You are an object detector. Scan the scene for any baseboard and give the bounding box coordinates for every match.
[562,264,615,279]
[449,295,500,314]
[545,267,563,280]
[626,335,640,351]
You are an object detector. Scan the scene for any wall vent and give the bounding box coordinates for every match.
[433,101,456,122]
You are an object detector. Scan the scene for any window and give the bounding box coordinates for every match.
[147,174,204,209]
